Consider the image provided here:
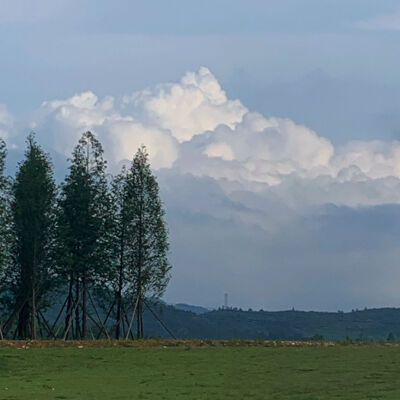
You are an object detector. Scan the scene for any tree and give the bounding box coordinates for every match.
[10,134,57,339]
[387,332,395,342]
[0,138,11,280]
[110,167,130,339]
[0,138,13,332]
[57,131,111,339]
[124,146,171,338]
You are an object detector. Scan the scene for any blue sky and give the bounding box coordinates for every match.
[2,0,400,143]
[2,1,400,310]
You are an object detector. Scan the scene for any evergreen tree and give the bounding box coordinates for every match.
[110,166,130,339]
[0,138,11,280]
[124,146,171,338]
[0,138,13,326]
[58,131,111,339]
[10,134,57,339]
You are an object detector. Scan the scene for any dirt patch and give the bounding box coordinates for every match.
[0,339,396,348]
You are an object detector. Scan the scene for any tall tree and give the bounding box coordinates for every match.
[58,131,111,339]
[11,134,57,339]
[0,138,13,331]
[110,167,130,339]
[125,146,171,338]
[0,138,11,279]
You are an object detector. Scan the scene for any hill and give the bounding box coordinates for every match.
[173,303,209,314]
[141,305,400,341]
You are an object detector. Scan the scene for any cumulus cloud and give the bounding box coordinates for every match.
[104,120,178,170]
[32,91,179,169]
[12,66,400,209]
[29,67,247,169]
[5,67,400,309]
[176,112,335,186]
[122,66,246,142]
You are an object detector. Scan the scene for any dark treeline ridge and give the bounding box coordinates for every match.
[142,305,400,342]
[0,132,171,340]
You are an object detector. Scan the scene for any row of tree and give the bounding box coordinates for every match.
[0,132,171,340]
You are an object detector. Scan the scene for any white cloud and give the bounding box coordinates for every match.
[0,105,13,140]
[6,66,400,208]
[33,91,178,169]
[123,66,247,142]
[356,10,400,31]
[103,120,178,170]
[197,113,334,183]
[333,140,400,180]
[204,141,235,161]
[5,67,400,310]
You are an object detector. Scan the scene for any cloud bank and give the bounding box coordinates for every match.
[2,67,400,310]
[9,66,400,210]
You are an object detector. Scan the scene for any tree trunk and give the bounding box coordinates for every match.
[31,239,37,340]
[116,255,124,339]
[136,294,144,339]
[116,215,126,340]
[31,285,36,340]
[64,273,74,337]
[136,295,141,339]
[116,289,122,339]
[17,302,30,339]
[75,275,80,339]
[4,299,26,337]
[137,186,144,339]
[82,272,87,339]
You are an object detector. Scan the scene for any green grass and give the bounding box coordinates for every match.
[1,345,400,399]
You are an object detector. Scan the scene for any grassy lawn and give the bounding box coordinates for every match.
[1,344,400,399]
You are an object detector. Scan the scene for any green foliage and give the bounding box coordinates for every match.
[109,146,171,338]
[126,146,171,299]
[0,134,172,339]
[309,333,325,341]
[57,131,112,338]
[57,131,111,282]
[387,332,395,341]
[134,305,400,341]
[0,138,11,283]
[109,166,130,291]
[11,134,57,337]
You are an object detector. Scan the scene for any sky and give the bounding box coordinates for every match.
[2,0,400,311]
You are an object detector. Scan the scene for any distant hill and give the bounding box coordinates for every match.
[141,305,400,341]
[173,303,210,314]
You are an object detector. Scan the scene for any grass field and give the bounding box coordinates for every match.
[1,342,400,399]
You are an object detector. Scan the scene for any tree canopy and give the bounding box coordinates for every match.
[10,134,57,338]
[0,132,171,340]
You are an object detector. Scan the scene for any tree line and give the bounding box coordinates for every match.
[0,132,171,340]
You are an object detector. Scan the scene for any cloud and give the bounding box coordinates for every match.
[122,67,246,143]
[161,171,400,310]
[356,10,400,31]
[176,112,335,186]
[29,68,246,169]
[5,67,400,310]
[32,91,179,169]
[15,67,400,209]
[104,120,178,170]
[204,141,235,161]
[0,105,13,140]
